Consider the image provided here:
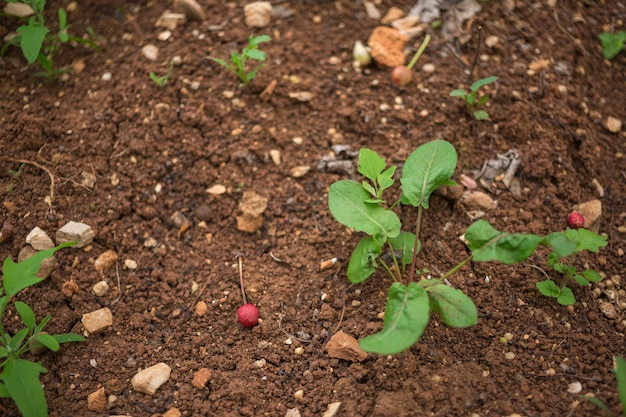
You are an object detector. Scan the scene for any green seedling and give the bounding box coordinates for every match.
[0,242,85,417]
[1,0,100,79]
[599,31,626,60]
[450,75,498,120]
[149,61,175,87]
[208,34,270,86]
[536,228,607,305]
[582,356,626,416]
[7,164,24,193]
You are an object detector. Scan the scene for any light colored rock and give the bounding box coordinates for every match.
[605,116,622,133]
[462,191,497,210]
[485,35,500,48]
[325,330,368,362]
[163,408,181,417]
[87,387,106,412]
[80,171,96,189]
[192,368,211,389]
[599,301,617,319]
[156,12,186,30]
[18,246,57,278]
[236,214,264,234]
[573,199,602,231]
[131,363,172,395]
[158,30,172,41]
[3,2,34,17]
[82,307,113,334]
[381,6,404,24]
[323,402,342,417]
[237,191,268,233]
[290,166,310,178]
[363,1,381,20]
[368,26,408,67]
[94,250,118,273]
[124,259,138,270]
[142,44,159,61]
[288,91,314,102]
[244,1,272,28]
[56,221,95,248]
[173,0,206,21]
[285,408,301,417]
[269,149,281,165]
[206,184,226,195]
[92,280,110,297]
[195,300,207,316]
[26,227,54,250]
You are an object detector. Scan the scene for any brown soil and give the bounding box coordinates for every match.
[1,0,625,416]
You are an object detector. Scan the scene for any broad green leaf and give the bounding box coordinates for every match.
[33,333,59,352]
[358,148,386,182]
[401,140,457,209]
[449,89,466,97]
[543,232,577,258]
[8,328,29,352]
[582,269,603,283]
[557,287,575,305]
[0,382,9,398]
[0,358,48,417]
[564,228,607,253]
[425,283,477,327]
[470,76,498,92]
[388,232,417,266]
[2,242,75,297]
[328,180,400,240]
[599,32,625,60]
[15,301,35,330]
[573,274,589,286]
[359,282,429,355]
[377,165,396,191]
[52,333,86,344]
[465,220,542,264]
[615,356,626,416]
[0,347,8,358]
[477,95,490,105]
[248,34,270,47]
[536,280,560,298]
[473,110,489,120]
[16,23,49,64]
[347,237,382,284]
[361,180,377,199]
[244,48,265,61]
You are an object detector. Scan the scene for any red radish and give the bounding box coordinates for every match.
[391,34,431,87]
[567,211,585,229]
[236,255,258,328]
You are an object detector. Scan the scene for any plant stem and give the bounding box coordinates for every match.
[440,254,473,281]
[379,258,400,283]
[407,34,431,70]
[386,241,403,282]
[237,255,247,304]
[408,205,423,282]
[561,253,578,288]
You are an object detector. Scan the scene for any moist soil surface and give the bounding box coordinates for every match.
[1,0,626,416]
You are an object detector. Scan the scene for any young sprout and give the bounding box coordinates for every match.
[236,255,259,328]
[391,34,431,87]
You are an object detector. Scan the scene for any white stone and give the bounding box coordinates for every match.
[142,44,159,61]
[26,227,54,250]
[285,409,301,417]
[92,280,110,297]
[244,1,272,28]
[173,0,206,21]
[124,259,138,270]
[158,30,172,41]
[131,363,172,395]
[156,12,186,30]
[3,2,34,17]
[82,307,113,334]
[322,402,342,417]
[56,221,95,248]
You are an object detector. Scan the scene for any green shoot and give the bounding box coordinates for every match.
[208,34,270,86]
[149,61,175,87]
[450,75,498,120]
[599,31,626,60]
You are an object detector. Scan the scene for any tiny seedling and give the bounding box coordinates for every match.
[7,163,25,193]
[149,61,175,87]
[236,255,258,328]
[391,34,431,87]
[537,227,607,305]
[598,31,626,60]
[450,75,498,120]
[582,356,626,416]
[208,34,270,86]
[0,242,85,417]
[1,0,100,79]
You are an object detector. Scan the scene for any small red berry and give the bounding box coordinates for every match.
[237,303,259,328]
[391,65,412,87]
[567,211,585,229]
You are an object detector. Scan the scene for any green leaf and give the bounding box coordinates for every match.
[465,220,542,264]
[582,269,603,283]
[248,34,270,47]
[9,329,29,352]
[449,89,466,97]
[0,347,8,358]
[0,382,9,398]
[347,237,382,284]
[361,180,377,199]
[470,76,498,92]
[573,274,589,286]
[244,48,265,61]
[564,228,607,253]
[33,333,59,352]
[377,165,396,191]
[359,282,430,355]
[15,301,35,331]
[425,283,477,327]
[208,56,234,71]
[401,140,457,209]
[328,180,400,240]
[536,280,560,298]
[557,287,575,305]
[580,395,610,412]
[614,356,626,416]
[0,358,48,417]
[2,242,75,298]
[52,333,85,344]
[16,23,49,64]
[388,232,417,266]
[477,95,490,105]
[599,31,625,60]
[543,232,577,258]
[358,148,386,182]
[473,110,489,120]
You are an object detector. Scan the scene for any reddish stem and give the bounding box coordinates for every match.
[237,255,248,304]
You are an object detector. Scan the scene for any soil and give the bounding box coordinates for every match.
[1,0,626,416]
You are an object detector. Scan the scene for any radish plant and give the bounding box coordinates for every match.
[327,139,607,355]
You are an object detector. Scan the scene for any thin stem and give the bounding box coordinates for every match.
[407,34,432,70]
[561,253,578,288]
[408,205,423,282]
[440,254,473,281]
[387,241,403,281]
[379,258,400,283]
[467,25,483,83]
[237,255,247,304]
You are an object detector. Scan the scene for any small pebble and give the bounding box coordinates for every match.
[124,259,138,270]
[504,352,515,360]
[294,389,304,400]
[421,63,435,73]
[294,347,304,355]
[101,72,112,81]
